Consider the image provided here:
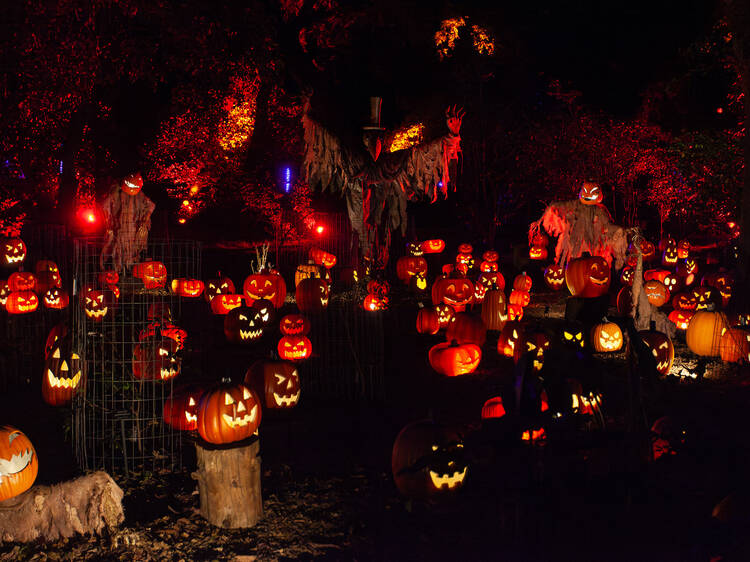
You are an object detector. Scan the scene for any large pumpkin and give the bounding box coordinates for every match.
[481,289,507,331]
[243,272,287,308]
[445,312,487,346]
[296,278,329,313]
[391,421,467,500]
[0,426,38,501]
[42,337,84,406]
[565,256,610,298]
[719,327,750,363]
[245,360,301,409]
[163,384,205,431]
[197,380,262,444]
[428,341,481,376]
[686,311,728,357]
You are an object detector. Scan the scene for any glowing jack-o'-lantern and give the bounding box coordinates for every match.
[620,266,635,286]
[529,245,548,260]
[458,243,473,254]
[410,271,428,293]
[43,287,69,309]
[565,256,610,298]
[638,329,674,375]
[2,238,26,266]
[544,264,565,290]
[204,274,235,302]
[692,286,720,311]
[481,289,507,331]
[82,288,108,321]
[686,310,727,357]
[480,259,499,272]
[121,172,143,195]
[662,246,678,267]
[455,253,474,271]
[278,334,313,361]
[245,360,301,410]
[591,320,623,352]
[644,280,669,307]
[133,334,181,381]
[509,289,530,307]
[672,291,697,311]
[0,426,38,501]
[98,270,119,287]
[421,239,445,254]
[416,306,440,335]
[578,181,603,205]
[428,340,481,376]
[280,314,310,336]
[296,278,329,313]
[515,331,550,371]
[507,304,524,321]
[0,281,9,307]
[132,261,167,289]
[197,380,262,444]
[677,239,690,259]
[364,293,389,311]
[663,273,679,293]
[224,306,264,343]
[703,272,733,308]
[482,250,499,262]
[478,271,503,291]
[35,260,62,293]
[309,247,337,269]
[658,235,676,253]
[171,278,204,297]
[211,293,244,315]
[251,299,275,327]
[446,312,487,346]
[42,338,84,406]
[432,277,474,312]
[472,281,487,303]
[668,309,694,331]
[562,325,585,349]
[391,421,468,500]
[497,322,523,357]
[243,272,286,308]
[8,271,36,292]
[481,396,506,419]
[6,291,38,314]
[407,241,424,257]
[719,327,750,363]
[396,255,428,283]
[513,272,532,292]
[163,384,205,431]
[435,303,455,329]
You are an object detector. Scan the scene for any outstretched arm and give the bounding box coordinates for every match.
[446,105,465,136]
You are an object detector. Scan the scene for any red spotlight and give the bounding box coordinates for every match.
[728,221,736,229]
[316,225,325,235]
[86,212,96,223]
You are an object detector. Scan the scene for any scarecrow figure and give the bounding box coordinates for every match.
[303,94,463,266]
[100,172,155,272]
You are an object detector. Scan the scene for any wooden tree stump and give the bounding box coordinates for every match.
[191,438,262,528]
[0,471,124,543]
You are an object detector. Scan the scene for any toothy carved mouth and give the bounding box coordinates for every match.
[0,449,33,476]
[5,255,24,264]
[85,307,108,318]
[320,297,329,307]
[656,361,669,371]
[247,292,275,301]
[286,349,310,360]
[160,367,178,380]
[273,391,300,407]
[581,195,598,202]
[429,467,467,489]
[124,180,139,189]
[240,329,263,340]
[222,405,258,427]
[45,298,60,306]
[184,412,197,425]
[16,303,36,312]
[47,369,81,389]
[532,359,544,371]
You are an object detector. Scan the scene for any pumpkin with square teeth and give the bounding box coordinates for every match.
[245,360,301,410]
[6,290,38,314]
[163,384,205,431]
[391,420,468,500]
[133,333,181,381]
[296,278,329,313]
[277,335,313,361]
[42,337,84,406]
[638,329,674,375]
[692,286,720,311]
[43,287,69,309]
[0,426,38,501]
[243,272,287,308]
[197,380,262,444]
[2,238,26,266]
[429,340,481,376]
[224,306,264,343]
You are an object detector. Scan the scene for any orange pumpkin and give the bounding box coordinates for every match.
[544,264,565,291]
[245,360,301,410]
[643,280,669,307]
[509,289,530,307]
[280,314,310,336]
[512,272,532,292]
[481,396,506,419]
[481,289,507,331]
[2,237,26,266]
[7,271,36,292]
[528,246,548,260]
[309,247,337,269]
[445,312,487,345]
[497,322,523,357]
[638,329,674,375]
[296,278,329,313]
[435,304,455,329]
[197,380,262,444]
[132,261,167,289]
[565,256,610,298]
[416,307,440,335]
[668,309,694,331]
[171,278,204,297]
[719,327,750,363]
[6,291,38,314]
[243,272,287,308]
[43,287,70,309]
[0,426,38,501]
[578,180,603,205]
[277,335,313,361]
[686,311,728,357]
[431,277,474,312]
[396,256,428,283]
[421,239,446,254]
[210,293,244,315]
[428,341,481,376]
[591,321,623,352]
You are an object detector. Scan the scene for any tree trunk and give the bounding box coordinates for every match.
[191,438,263,529]
[0,471,124,543]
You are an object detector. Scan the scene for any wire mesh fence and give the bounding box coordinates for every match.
[72,238,201,474]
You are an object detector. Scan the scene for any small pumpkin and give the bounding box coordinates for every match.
[81,288,108,321]
[514,330,551,371]
[429,340,481,376]
[171,278,204,297]
[512,272,532,292]
[43,287,70,309]
[643,280,669,307]
[458,243,473,254]
[578,180,603,205]
[7,271,36,292]
[507,303,524,321]
[591,320,623,352]
[620,266,635,286]
[121,172,143,195]
[363,293,389,311]
[163,384,205,431]
[210,293,244,315]
[35,261,61,293]
[677,239,690,259]
[421,239,446,254]
[133,333,181,380]
[277,334,313,361]
[435,304,455,329]
[544,264,565,291]
[668,309,694,331]
[509,289,530,307]
[528,245,548,260]
[396,256,428,283]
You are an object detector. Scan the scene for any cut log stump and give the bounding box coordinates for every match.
[0,471,124,543]
[192,437,262,528]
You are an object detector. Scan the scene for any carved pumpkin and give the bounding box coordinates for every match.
[0,426,38,501]
[445,312,487,346]
[497,322,523,357]
[243,272,286,308]
[703,271,733,308]
[578,180,603,205]
[81,288,108,321]
[435,304,455,329]
[686,311,728,357]
[43,287,69,309]
[692,286,720,311]
[410,271,428,293]
[296,278,329,314]
[133,334,181,380]
[668,309,694,331]
[7,271,36,292]
[163,384,205,431]
[515,330,551,371]
[171,278,204,297]
[719,327,750,363]
[482,250,499,262]
[210,293,244,315]
[396,256,428,283]
[481,289,507,331]
[45,323,69,358]
[458,243,473,254]
[643,280,669,307]
[121,171,143,195]
[139,321,187,351]
[42,337,84,406]
[251,298,275,327]
[391,421,468,500]
[507,304,524,321]
[367,279,390,297]
[561,324,585,349]
[591,320,623,352]
[544,264,565,290]
[432,277,474,312]
[479,260,499,272]
[278,334,313,361]
[565,256,610,298]
[0,281,9,307]
[481,396,506,419]
[639,329,674,375]
[280,314,310,336]
[509,289,530,307]
[472,282,487,303]
[528,245,548,260]
[663,273,679,293]
[309,247,337,268]
[478,271,504,291]
[416,307,440,335]
[132,261,167,289]
[672,291,697,311]
[677,239,690,259]
[245,360,301,410]
[6,291,38,314]
[224,306,264,343]
[531,232,549,247]
[2,238,26,266]
[661,246,678,267]
[98,270,120,287]
[197,380,262,444]
[658,235,676,253]
[421,239,446,254]
[204,274,235,302]
[616,286,633,317]
[429,341,481,376]
[35,260,61,293]
[455,253,474,271]
[512,272,532,292]
[407,241,424,256]
[363,293,389,311]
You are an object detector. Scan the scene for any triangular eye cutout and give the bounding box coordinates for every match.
[53,348,61,359]
[224,393,234,405]
[564,332,573,340]
[71,353,79,360]
[274,374,285,384]
[188,397,195,406]
[61,360,69,371]
[243,387,251,400]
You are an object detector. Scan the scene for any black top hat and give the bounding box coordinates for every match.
[362,97,386,131]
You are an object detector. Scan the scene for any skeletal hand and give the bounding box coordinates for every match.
[446,105,465,135]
